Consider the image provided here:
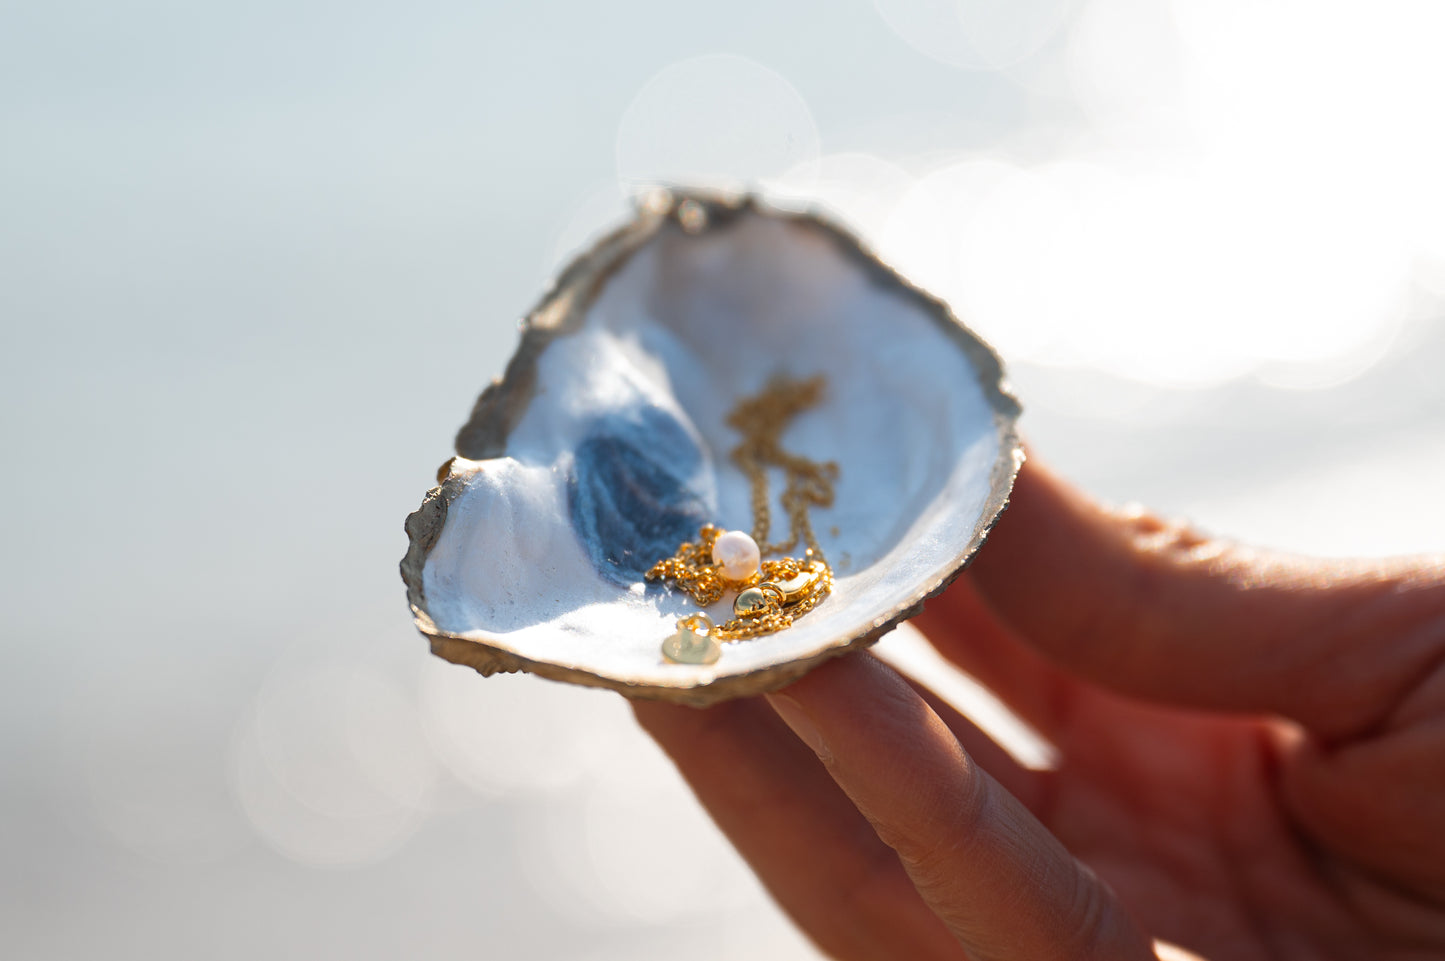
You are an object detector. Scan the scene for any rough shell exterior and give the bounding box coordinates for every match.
[400,190,1022,706]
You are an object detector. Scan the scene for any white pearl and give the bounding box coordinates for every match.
[712,530,761,581]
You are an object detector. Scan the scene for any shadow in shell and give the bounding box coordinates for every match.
[568,405,712,587]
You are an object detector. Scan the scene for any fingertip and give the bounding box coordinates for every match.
[768,653,977,814]
[772,653,930,739]
[764,691,831,761]
[765,653,960,808]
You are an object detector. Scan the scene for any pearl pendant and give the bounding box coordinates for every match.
[712,530,761,581]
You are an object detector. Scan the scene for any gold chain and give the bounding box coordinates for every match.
[646,376,836,644]
[727,375,838,559]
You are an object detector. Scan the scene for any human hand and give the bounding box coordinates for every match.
[633,457,1445,960]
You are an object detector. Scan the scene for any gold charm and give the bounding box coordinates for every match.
[732,585,778,617]
[661,613,720,665]
[649,376,837,658]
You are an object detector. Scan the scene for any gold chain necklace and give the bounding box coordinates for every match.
[647,376,837,664]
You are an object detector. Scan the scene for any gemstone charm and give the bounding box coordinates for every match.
[662,613,720,665]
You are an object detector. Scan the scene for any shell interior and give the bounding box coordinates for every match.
[401,192,1021,705]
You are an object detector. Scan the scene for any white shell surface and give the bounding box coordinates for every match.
[405,193,1020,704]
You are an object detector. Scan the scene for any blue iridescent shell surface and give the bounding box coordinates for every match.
[568,406,709,585]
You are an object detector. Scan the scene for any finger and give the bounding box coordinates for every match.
[911,574,1085,743]
[899,669,1050,810]
[953,454,1445,738]
[1278,715,1445,891]
[769,653,1156,961]
[632,696,967,961]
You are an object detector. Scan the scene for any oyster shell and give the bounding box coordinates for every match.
[401,190,1021,706]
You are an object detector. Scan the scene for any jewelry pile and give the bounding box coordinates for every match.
[647,376,837,664]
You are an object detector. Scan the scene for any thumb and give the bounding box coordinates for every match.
[958,455,1445,739]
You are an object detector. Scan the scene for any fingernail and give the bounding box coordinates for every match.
[767,693,831,762]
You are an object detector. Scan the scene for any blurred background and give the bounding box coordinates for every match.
[4,0,1444,957]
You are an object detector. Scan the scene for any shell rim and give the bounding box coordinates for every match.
[398,187,1024,707]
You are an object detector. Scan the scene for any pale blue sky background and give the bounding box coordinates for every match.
[4,1,1444,958]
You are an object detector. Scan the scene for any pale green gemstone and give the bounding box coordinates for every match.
[662,625,720,665]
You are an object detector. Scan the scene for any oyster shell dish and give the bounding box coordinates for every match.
[401,190,1021,706]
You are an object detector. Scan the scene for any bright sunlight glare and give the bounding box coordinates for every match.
[858,0,1445,387]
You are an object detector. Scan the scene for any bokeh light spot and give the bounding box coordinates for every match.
[874,0,1082,70]
[616,54,821,192]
